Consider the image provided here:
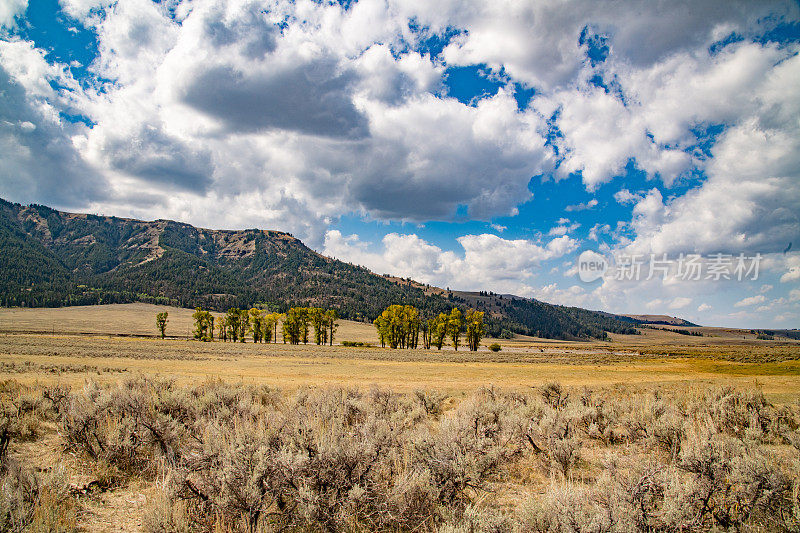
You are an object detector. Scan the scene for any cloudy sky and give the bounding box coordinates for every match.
[1,0,799,327]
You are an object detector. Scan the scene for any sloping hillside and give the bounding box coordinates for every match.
[0,199,637,339]
[619,314,698,326]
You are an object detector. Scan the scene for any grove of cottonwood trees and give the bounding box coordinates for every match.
[188,307,337,345]
[373,304,485,351]
[186,304,484,350]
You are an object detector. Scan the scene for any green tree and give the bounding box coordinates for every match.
[300,308,310,344]
[309,307,326,345]
[225,308,242,342]
[217,319,227,342]
[403,305,420,349]
[374,312,389,348]
[373,305,421,349]
[262,312,279,344]
[422,316,434,349]
[192,307,213,342]
[237,308,250,343]
[432,312,449,350]
[374,305,401,348]
[274,313,283,343]
[325,309,338,346]
[465,308,485,352]
[448,308,463,351]
[282,307,308,345]
[155,311,168,339]
[249,308,264,343]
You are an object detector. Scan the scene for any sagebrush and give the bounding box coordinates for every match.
[7,377,799,532]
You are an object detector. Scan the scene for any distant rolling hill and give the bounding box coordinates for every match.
[0,198,638,340]
[617,314,699,327]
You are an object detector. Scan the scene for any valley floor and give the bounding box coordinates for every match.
[0,333,799,402]
[1,304,799,531]
[0,303,799,401]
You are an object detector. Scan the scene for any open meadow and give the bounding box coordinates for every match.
[0,304,799,532]
[1,303,799,399]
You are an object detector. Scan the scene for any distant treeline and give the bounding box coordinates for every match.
[445,293,639,340]
[751,329,800,341]
[643,325,704,337]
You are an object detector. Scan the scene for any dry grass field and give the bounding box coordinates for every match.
[0,303,380,341]
[0,304,798,400]
[1,304,799,532]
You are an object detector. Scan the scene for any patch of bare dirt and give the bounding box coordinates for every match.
[77,481,154,533]
[12,424,154,533]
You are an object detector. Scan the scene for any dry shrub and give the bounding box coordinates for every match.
[513,385,800,533]
[48,379,800,533]
[414,389,447,417]
[414,389,513,507]
[0,382,76,533]
[706,387,774,441]
[0,463,77,533]
[163,386,439,531]
[0,381,49,449]
[143,475,193,533]
[516,483,610,533]
[648,406,686,460]
[518,423,798,532]
[0,459,38,532]
[523,401,581,477]
[0,382,55,533]
[26,465,78,533]
[675,425,794,531]
[57,377,184,478]
[135,384,517,531]
[576,391,620,445]
[438,504,511,533]
[541,383,568,410]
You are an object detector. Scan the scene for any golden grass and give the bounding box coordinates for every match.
[0,333,798,403]
[1,304,799,403]
[0,303,380,341]
[3,303,797,348]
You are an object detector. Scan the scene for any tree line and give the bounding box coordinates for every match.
[281,307,338,346]
[160,307,339,345]
[160,304,485,350]
[373,305,485,351]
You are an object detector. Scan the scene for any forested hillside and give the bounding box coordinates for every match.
[0,199,637,339]
[448,291,638,339]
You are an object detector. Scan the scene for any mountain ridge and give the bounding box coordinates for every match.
[0,198,640,340]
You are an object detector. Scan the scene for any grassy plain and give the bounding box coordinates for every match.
[1,304,799,532]
[0,303,798,401]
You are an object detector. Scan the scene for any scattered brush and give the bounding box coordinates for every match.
[0,376,792,533]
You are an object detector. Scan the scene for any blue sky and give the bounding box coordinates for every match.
[1,0,799,327]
